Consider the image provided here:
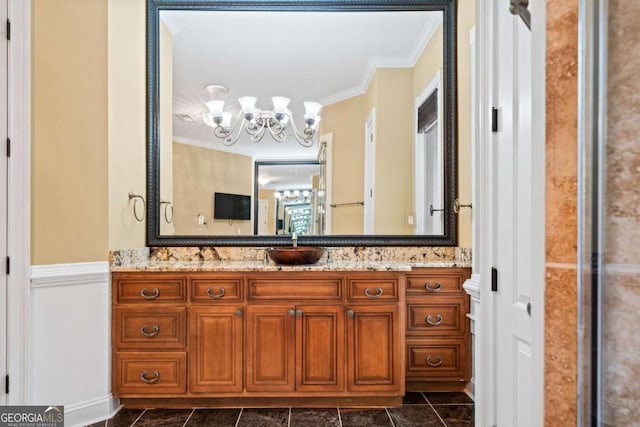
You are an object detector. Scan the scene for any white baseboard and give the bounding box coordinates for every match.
[465,378,476,401]
[64,394,120,427]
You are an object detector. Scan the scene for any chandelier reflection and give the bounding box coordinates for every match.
[202,96,322,147]
[274,189,311,203]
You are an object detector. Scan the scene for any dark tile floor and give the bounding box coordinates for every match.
[86,392,474,427]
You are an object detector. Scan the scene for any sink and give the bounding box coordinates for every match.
[266,247,326,265]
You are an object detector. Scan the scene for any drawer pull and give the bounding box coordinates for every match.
[288,309,296,317]
[295,309,303,317]
[426,314,444,326]
[424,282,442,292]
[207,287,226,298]
[140,370,160,384]
[140,324,160,337]
[347,309,355,318]
[426,355,444,367]
[140,287,160,300]
[235,308,243,317]
[364,287,383,298]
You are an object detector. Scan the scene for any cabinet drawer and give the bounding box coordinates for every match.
[406,340,466,378]
[406,274,464,295]
[190,276,243,302]
[115,308,187,350]
[248,279,343,301]
[115,274,186,303]
[406,301,465,336]
[114,352,186,395]
[348,278,399,302]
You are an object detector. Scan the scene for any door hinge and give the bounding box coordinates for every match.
[5,374,8,394]
[491,267,498,292]
[5,256,9,275]
[6,19,10,41]
[6,138,10,157]
[491,107,499,132]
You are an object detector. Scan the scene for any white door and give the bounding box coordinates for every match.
[490,0,544,425]
[363,109,375,234]
[258,199,269,235]
[0,0,8,406]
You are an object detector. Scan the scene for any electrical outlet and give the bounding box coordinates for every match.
[405,212,415,226]
[195,214,207,227]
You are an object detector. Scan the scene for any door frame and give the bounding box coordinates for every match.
[474,0,545,425]
[363,108,375,234]
[414,69,443,235]
[5,0,31,404]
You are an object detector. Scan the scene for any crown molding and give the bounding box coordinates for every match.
[319,14,442,106]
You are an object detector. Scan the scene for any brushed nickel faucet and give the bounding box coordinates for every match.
[291,232,298,247]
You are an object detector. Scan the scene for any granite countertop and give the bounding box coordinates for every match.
[110,259,470,272]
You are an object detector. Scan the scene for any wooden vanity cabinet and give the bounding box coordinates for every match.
[245,274,349,395]
[245,304,345,393]
[346,274,404,393]
[112,270,405,405]
[112,273,188,397]
[404,267,471,391]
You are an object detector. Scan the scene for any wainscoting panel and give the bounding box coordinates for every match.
[30,262,119,427]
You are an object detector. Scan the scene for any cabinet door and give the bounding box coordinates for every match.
[295,305,345,392]
[189,306,243,393]
[246,306,296,392]
[347,305,402,392]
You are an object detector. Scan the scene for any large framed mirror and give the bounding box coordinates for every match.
[147,0,458,247]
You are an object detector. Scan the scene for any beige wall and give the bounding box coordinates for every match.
[258,189,276,235]
[31,0,109,264]
[108,0,146,250]
[321,94,368,234]
[455,3,474,248]
[373,68,414,234]
[172,143,253,235]
[413,23,443,95]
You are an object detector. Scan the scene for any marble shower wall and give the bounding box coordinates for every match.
[545,0,579,425]
[602,2,640,424]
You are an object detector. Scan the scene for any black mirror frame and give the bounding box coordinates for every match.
[146,0,458,247]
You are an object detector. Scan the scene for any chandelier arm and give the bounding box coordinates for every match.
[250,127,268,143]
[247,118,268,143]
[266,119,287,143]
[287,115,315,147]
[219,111,247,146]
